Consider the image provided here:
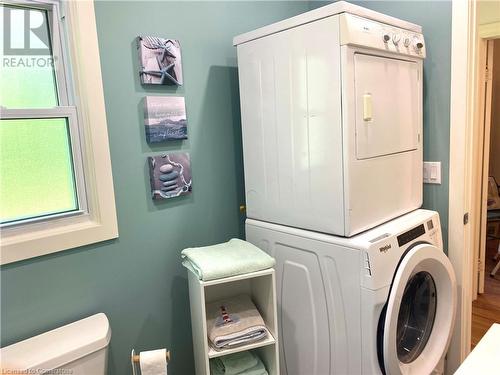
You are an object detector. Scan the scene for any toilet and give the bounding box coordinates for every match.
[0,313,111,374]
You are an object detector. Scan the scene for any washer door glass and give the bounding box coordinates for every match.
[396,271,437,363]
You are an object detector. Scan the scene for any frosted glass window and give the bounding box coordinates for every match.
[0,118,78,224]
[0,3,81,226]
[0,5,59,108]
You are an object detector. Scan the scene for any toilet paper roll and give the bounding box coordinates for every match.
[139,348,168,375]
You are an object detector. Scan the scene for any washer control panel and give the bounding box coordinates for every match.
[397,224,426,247]
[339,13,426,58]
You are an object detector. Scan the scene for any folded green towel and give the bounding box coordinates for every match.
[210,351,257,375]
[209,351,268,375]
[181,239,275,281]
[241,357,268,375]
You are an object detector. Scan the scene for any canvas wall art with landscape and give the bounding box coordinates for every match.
[148,153,192,200]
[144,96,187,142]
[138,36,183,85]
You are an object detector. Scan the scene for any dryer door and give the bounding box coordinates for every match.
[354,53,420,160]
[381,243,456,374]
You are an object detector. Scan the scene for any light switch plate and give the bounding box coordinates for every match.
[423,161,441,184]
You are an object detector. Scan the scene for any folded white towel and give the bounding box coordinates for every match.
[206,294,269,350]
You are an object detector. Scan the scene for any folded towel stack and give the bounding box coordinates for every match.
[206,294,269,350]
[210,351,268,375]
[181,239,275,281]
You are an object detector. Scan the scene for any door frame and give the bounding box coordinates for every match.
[470,39,494,300]
[448,0,500,373]
[475,40,495,296]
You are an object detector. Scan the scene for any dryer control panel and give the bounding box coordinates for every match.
[339,13,426,58]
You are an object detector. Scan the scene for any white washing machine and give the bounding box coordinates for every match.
[234,1,425,236]
[246,209,456,375]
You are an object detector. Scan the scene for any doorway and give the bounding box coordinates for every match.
[471,38,500,348]
[447,1,500,372]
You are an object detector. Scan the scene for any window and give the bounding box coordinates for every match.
[1,116,79,224]
[0,1,118,264]
[1,2,84,225]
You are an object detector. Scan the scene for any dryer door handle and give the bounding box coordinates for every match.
[363,93,373,122]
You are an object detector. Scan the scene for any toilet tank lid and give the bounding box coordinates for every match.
[0,313,111,372]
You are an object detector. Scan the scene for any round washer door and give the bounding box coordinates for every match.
[382,243,457,375]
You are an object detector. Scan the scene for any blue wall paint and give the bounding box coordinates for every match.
[0,2,309,374]
[310,0,453,248]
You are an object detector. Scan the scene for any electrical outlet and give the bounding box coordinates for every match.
[423,162,441,184]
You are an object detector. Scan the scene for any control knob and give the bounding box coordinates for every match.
[392,34,401,45]
[383,34,390,43]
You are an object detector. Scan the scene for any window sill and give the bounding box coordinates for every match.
[1,214,118,264]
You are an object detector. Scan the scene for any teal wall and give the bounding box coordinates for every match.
[1,2,453,374]
[0,2,309,374]
[310,0,453,247]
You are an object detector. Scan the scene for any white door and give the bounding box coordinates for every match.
[381,243,457,374]
[354,54,420,160]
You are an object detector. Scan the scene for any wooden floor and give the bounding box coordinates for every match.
[471,238,500,348]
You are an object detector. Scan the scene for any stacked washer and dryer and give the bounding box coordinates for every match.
[233,2,457,375]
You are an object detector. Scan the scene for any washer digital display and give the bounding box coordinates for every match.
[397,224,426,247]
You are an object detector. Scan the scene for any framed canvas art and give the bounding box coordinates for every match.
[144,96,187,142]
[138,36,183,85]
[148,153,192,200]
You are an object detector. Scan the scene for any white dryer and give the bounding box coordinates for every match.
[245,209,456,375]
[234,2,425,236]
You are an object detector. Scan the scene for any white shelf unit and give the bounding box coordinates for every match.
[187,268,279,375]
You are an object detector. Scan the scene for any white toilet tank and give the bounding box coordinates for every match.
[0,313,111,374]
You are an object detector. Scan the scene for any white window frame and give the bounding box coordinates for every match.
[0,0,118,264]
